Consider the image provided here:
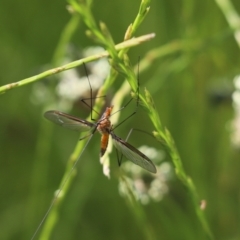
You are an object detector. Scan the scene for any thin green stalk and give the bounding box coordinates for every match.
[0,33,155,95]
[131,0,151,36]
[143,89,214,240]
[215,0,240,48]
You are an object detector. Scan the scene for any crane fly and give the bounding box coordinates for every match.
[44,105,157,173]
[31,61,157,240]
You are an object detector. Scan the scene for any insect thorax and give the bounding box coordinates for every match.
[97,118,112,135]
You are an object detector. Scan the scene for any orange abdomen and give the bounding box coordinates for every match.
[100,133,109,156]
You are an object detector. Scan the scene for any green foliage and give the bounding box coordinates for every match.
[0,0,239,240]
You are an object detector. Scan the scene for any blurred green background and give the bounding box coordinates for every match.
[0,0,240,239]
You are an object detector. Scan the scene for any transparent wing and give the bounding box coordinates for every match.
[44,110,95,132]
[111,133,157,173]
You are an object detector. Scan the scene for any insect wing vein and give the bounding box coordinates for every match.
[44,111,94,132]
[111,133,157,173]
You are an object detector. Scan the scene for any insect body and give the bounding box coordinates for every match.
[44,106,157,173]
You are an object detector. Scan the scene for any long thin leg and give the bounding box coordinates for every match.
[115,147,122,166]
[81,95,106,117]
[113,58,141,166]
[112,57,140,130]
[116,128,133,166]
[81,62,107,120]
[83,63,94,120]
